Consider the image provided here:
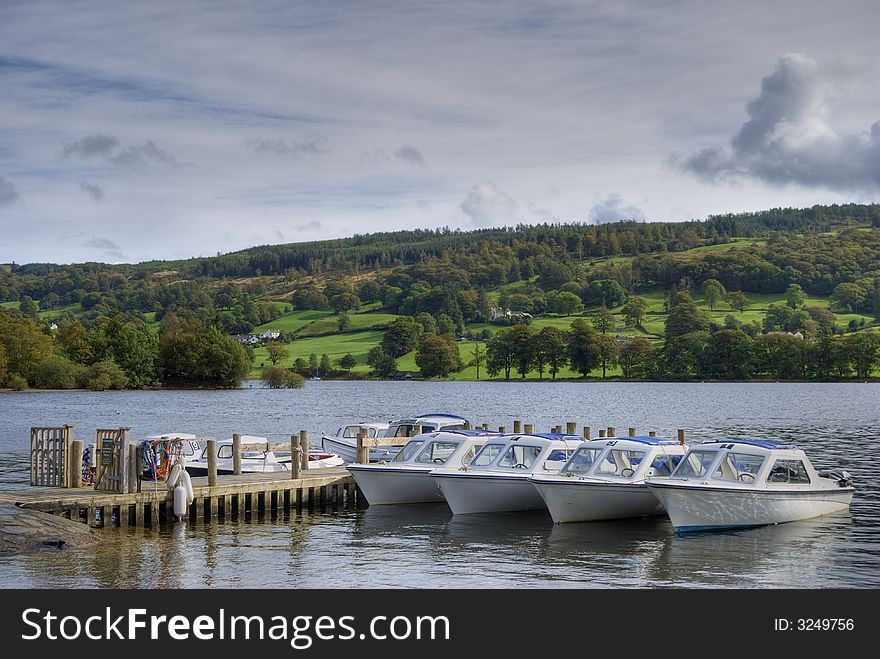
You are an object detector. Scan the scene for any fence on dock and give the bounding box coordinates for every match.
[94,427,131,493]
[30,426,73,487]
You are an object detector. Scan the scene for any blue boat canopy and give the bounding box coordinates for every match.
[607,435,678,446]
[518,433,581,440]
[703,439,797,450]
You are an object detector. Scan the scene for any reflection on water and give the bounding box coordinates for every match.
[1,382,878,588]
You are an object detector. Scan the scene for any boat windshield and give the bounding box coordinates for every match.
[498,445,541,469]
[392,440,425,462]
[413,441,459,465]
[562,447,602,475]
[593,449,646,479]
[712,452,765,483]
[767,459,811,484]
[672,450,716,478]
[470,443,506,467]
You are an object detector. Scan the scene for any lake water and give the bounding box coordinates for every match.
[1,381,878,588]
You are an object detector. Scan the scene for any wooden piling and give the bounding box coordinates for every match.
[299,430,309,471]
[127,444,139,494]
[598,429,607,438]
[463,421,472,430]
[566,422,577,435]
[233,433,242,475]
[69,440,83,489]
[677,429,686,446]
[523,423,534,434]
[607,426,616,438]
[356,430,368,465]
[291,434,301,479]
[513,420,522,434]
[207,438,217,487]
[628,427,636,437]
[649,431,656,437]
[498,426,506,433]
[583,426,591,440]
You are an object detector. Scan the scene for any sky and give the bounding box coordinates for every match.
[0,0,878,264]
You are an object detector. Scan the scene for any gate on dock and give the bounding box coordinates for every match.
[30,426,73,487]
[93,428,131,493]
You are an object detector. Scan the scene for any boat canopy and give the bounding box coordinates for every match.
[599,435,678,446]
[701,439,797,451]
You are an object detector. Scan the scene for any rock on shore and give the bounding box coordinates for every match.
[0,503,99,554]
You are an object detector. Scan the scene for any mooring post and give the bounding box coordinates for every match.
[677,429,686,446]
[523,423,534,434]
[628,427,636,437]
[291,434,301,479]
[513,420,522,434]
[607,426,616,438]
[233,433,242,475]
[566,422,577,435]
[356,430,368,465]
[69,440,83,489]
[463,421,472,430]
[207,438,217,487]
[648,431,657,437]
[583,426,592,440]
[299,430,309,471]
[599,429,607,438]
[126,444,138,494]
[498,426,506,433]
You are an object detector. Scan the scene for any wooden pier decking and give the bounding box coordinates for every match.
[0,467,359,528]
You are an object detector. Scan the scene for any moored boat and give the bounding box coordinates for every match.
[530,436,688,523]
[348,430,500,505]
[430,433,582,514]
[185,436,343,475]
[646,439,854,532]
[321,422,391,463]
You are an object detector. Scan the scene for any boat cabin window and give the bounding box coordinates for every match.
[414,441,459,465]
[470,443,506,467]
[648,454,682,477]
[498,445,542,469]
[392,424,432,437]
[439,423,467,431]
[368,428,380,438]
[392,440,425,462]
[594,449,646,478]
[460,445,481,465]
[767,459,811,484]
[183,441,199,456]
[673,450,716,479]
[712,453,765,483]
[562,448,603,475]
[342,426,363,438]
[218,445,233,459]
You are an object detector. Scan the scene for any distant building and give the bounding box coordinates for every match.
[231,334,259,345]
[258,329,281,340]
[489,307,533,323]
[765,331,804,340]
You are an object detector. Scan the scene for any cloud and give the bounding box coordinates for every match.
[247,135,330,156]
[673,53,880,192]
[79,181,105,204]
[460,181,519,227]
[61,134,120,159]
[0,176,20,207]
[588,194,645,224]
[61,134,176,167]
[393,145,426,167]
[83,236,124,260]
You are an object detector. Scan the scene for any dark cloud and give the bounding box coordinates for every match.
[247,135,330,156]
[0,176,20,207]
[673,54,880,192]
[109,141,177,167]
[79,181,105,204]
[61,133,120,158]
[83,236,124,260]
[393,145,426,167]
[461,181,519,227]
[588,194,645,224]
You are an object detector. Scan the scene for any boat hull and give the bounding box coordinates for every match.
[348,466,444,505]
[648,482,855,532]
[432,473,546,514]
[532,478,664,523]
[322,436,401,464]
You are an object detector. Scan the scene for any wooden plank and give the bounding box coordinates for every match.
[357,436,412,448]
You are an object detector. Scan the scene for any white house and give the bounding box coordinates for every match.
[258,329,281,340]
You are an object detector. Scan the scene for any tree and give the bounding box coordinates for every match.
[32,356,84,389]
[85,359,128,391]
[319,353,332,375]
[844,332,880,378]
[486,328,517,380]
[701,279,726,311]
[469,343,485,380]
[536,326,567,380]
[618,336,654,379]
[703,329,755,379]
[366,346,397,378]
[785,283,806,309]
[665,297,711,338]
[266,341,289,366]
[339,353,357,372]
[622,296,648,328]
[357,279,381,304]
[727,291,750,313]
[292,287,328,310]
[414,312,437,334]
[381,317,423,357]
[99,318,158,388]
[18,296,38,319]
[158,323,250,388]
[508,294,533,313]
[0,314,55,383]
[592,306,615,334]
[0,344,6,385]
[595,334,618,380]
[830,282,868,312]
[754,333,804,379]
[337,312,351,332]
[309,352,319,374]
[567,318,601,378]
[415,333,464,378]
[659,331,710,379]
[262,366,305,389]
[507,324,535,378]
[582,280,627,308]
[330,292,361,314]
[553,291,584,316]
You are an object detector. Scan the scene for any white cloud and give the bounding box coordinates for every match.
[588,194,646,224]
[460,181,519,227]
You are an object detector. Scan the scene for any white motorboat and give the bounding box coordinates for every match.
[430,433,582,514]
[321,422,391,463]
[530,436,688,523]
[322,413,471,463]
[185,436,344,476]
[347,430,500,505]
[646,439,855,533]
